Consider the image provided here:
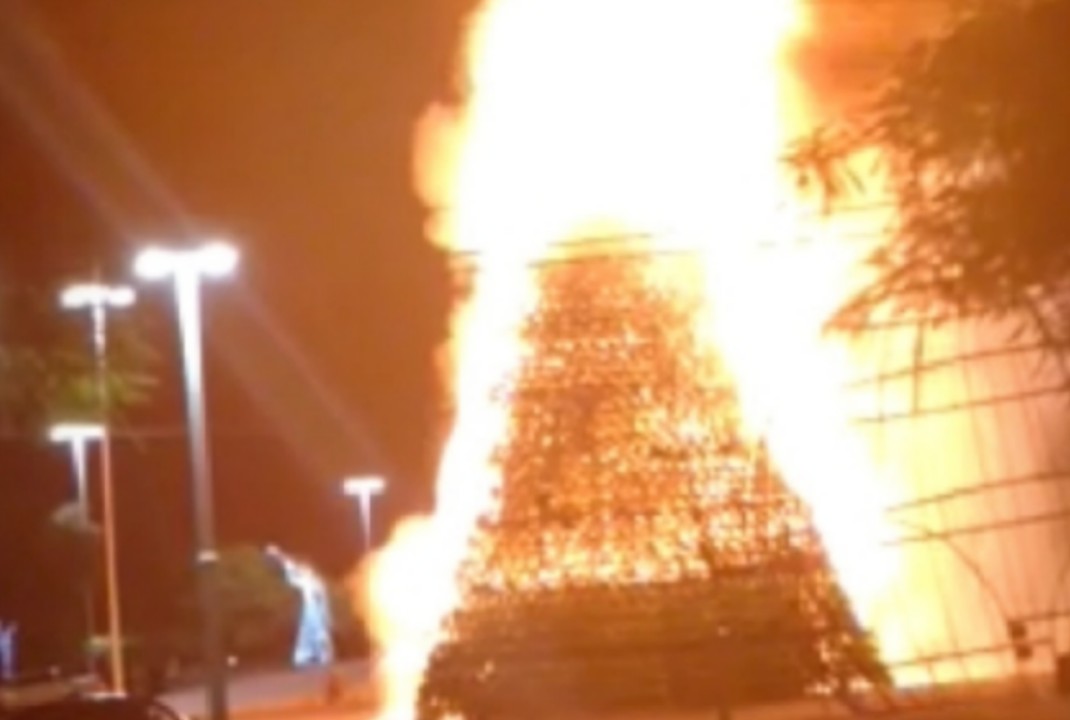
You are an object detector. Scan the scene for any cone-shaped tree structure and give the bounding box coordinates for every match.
[419,240,887,720]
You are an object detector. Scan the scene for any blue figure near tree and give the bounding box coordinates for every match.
[264,546,334,668]
[0,620,16,683]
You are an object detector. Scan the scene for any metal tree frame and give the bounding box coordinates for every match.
[419,239,888,720]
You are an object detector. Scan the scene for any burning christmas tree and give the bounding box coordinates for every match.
[418,239,887,720]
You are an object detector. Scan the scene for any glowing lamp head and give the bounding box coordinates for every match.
[133,247,176,281]
[106,286,137,307]
[60,283,136,310]
[343,475,386,497]
[134,240,239,281]
[198,241,240,278]
[48,422,106,444]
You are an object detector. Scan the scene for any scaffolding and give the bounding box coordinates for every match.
[419,241,886,720]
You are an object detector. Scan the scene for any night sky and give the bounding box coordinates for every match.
[0,0,477,657]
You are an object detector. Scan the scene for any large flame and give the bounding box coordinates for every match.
[359,1,915,718]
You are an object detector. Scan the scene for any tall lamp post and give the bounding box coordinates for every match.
[60,282,135,693]
[49,421,104,674]
[342,475,385,553]
[134,241,238,720]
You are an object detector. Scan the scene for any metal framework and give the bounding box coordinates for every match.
[420,227,1070,717]
[419,241,886,720]
[847,310,1070,699]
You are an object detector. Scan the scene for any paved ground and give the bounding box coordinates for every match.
[161,661,369,719]
[234,695,1070,720]
[161,663,1069,720]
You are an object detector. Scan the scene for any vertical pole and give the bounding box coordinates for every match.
[358,492,372,553]
[70,439,95,675]
[71,440,89,515]
[174,271,228,720]
[94,302,126,694]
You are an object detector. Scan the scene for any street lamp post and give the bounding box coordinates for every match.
[134,241,237,720]
[49,422,105,675]
[342,476,386,553]
[60,282,135,693]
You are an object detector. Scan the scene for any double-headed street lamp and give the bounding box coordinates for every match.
[134,240,238,720]
[59,282,135,693]
[48,421,105,674]
[342,475,386,553]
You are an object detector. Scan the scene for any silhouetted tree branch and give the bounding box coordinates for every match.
[786,0,1070,339]
[0,311,157,433]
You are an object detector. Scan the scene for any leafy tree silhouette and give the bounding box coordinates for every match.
[787,0,1070,340]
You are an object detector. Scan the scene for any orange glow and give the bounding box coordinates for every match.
[359,1,915,718]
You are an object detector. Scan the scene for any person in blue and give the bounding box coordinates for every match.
[0,621,16,682]
[264,546,334,668]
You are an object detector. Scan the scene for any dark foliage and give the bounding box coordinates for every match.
[786,0,1070,337]
[0,321,156,434]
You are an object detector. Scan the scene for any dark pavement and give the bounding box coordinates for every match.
[161,661,369,719]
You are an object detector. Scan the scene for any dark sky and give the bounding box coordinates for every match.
[0,0,478,650]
